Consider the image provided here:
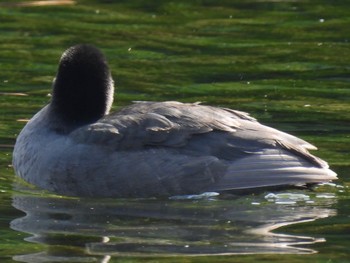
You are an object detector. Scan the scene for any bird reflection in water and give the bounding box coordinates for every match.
[11,185,336,263]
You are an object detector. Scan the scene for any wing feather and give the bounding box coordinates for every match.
[68,101,336,192]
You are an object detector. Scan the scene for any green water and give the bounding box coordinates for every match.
[0,0,349,262]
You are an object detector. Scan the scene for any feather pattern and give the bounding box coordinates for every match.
[12,45,337,198]
[64,100,337,197]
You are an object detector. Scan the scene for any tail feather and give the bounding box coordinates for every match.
[208,149,337,192]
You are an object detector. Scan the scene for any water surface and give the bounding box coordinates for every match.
[0,1,349,262]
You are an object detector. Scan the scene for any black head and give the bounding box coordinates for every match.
[51,44,114,126]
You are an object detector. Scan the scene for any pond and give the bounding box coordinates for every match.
[0,0,349,262]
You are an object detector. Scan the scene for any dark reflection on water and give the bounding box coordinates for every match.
[10,185,337,262]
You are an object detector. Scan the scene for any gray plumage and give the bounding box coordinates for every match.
[12,45,337,198]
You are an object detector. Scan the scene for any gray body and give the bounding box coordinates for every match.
[12,45,337,197]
